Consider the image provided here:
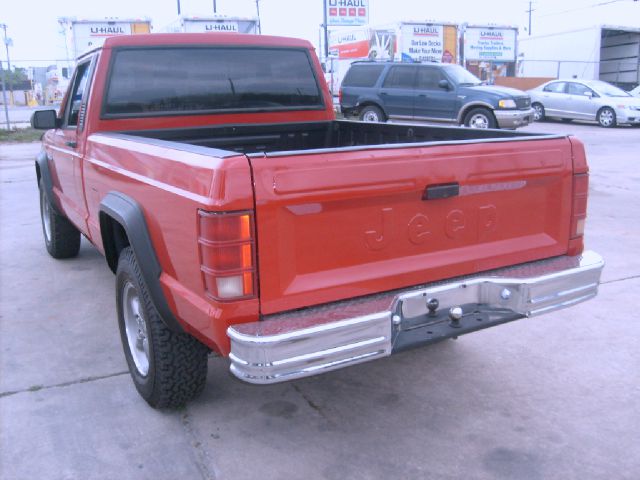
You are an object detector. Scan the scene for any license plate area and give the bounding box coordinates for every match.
[390,302,524,353]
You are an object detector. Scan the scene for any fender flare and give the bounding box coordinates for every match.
[35,150,61,213]
[99,192,184,333]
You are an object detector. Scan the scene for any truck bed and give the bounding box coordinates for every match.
[94,120,575,315]
[115,120,555,156]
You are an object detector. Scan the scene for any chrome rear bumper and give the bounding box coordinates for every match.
[228,251,604,384]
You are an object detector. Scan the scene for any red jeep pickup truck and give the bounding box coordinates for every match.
[32,33,604,408]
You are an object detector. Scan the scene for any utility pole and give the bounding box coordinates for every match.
[177,0,181,15]
[322,0,329,62]
[213,0,217,13]
[1,24,13,106]
[255,0,262,34]
[526,1,535,36]
[0,60,10,129]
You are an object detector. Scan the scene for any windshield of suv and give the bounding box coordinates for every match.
[589,80,632,98]
[444,65,483,86]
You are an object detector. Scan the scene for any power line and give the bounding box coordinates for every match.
[537,0,634,18]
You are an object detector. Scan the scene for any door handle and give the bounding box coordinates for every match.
[380,92,388,96]
[65,141,77,149]
[423,183,459,200]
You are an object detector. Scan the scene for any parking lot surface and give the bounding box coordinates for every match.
[1,121,639,480]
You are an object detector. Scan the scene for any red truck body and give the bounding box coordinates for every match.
[33,33,602,407]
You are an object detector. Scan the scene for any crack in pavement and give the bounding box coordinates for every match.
[601,274,640,285]
[180,409,219,480]
[0,370,129,399]
[292,383,333,424]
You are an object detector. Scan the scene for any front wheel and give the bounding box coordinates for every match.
[532,103,545,122]
[359,105,385,123]
[39,179,81,259]
[116,247,209,408]
[597,107,616,128]
[463,108,497,129]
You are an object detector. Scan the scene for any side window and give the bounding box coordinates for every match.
[343,65,385,87]
[417,67,444,90]
[567,83,591,96]
[543,82,566,94]
[64,61,93,128]
[382,66,416,89]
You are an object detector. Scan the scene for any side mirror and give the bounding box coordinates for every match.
[31,110,60,130]
[438,79,451,90]
[583,91,593,99]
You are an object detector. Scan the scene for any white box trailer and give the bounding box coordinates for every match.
[166,16,259,34]
[60,18,152,59]
[518,25,640,88]
[327,21,458,95]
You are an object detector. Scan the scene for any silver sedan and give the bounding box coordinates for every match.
[528,79,640,127]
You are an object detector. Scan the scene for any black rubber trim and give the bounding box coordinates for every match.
[423,182,459,200]
[35,150,61,213]
[100,192,184,333]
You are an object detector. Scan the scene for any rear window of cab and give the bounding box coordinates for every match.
[103,47,325,117]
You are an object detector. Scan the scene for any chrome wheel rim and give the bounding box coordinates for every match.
[599,109,613,127]
[362,110,380,122]
[40,188,51,243]
[122,281,150,376]
[533,105,543,121]
[469,113,490,128]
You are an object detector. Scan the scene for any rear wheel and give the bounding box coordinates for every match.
[116,247,209,408]
[359,105,385,123]
[39,179,81,259]
[532,103,545,122]
[464,108,496,129]
[597,107,616,128]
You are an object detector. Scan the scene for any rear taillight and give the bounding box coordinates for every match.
[571,173,588,239]
[338,88,343,104]
[198,210,256,301]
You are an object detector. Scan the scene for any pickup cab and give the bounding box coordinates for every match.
[32,33,603,408]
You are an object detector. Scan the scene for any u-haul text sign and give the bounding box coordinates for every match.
[326,0,368,26]
[464,28,516,62]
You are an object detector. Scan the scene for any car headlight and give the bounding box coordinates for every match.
[498,99,517,109]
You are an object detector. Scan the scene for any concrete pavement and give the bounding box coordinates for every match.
[1,123,639,480]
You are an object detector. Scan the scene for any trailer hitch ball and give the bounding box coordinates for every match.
[449,306,463,327]
[427,298,439,316]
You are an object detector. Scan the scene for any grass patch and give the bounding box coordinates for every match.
[0,128,43,143]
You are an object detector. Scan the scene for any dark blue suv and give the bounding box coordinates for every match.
[340,62,533,129]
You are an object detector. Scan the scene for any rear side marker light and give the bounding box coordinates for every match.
[198,210,256,301]
[571,173,589,239]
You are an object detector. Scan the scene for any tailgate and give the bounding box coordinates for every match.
[249,138,574,315]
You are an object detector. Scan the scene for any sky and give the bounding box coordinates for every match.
[1,0,639,68]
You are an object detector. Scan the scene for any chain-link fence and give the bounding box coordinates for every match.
[517,59,640,90]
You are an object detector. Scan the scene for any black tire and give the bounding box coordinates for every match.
[116,247,209,408]
[359,105,385,123]
[532,103,545,122]
[39,179,81,259]
[463,108,497,129]
[597,107,616,128]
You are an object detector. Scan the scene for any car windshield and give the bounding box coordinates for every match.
[589,81,631,98]
[444,65,482,86]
